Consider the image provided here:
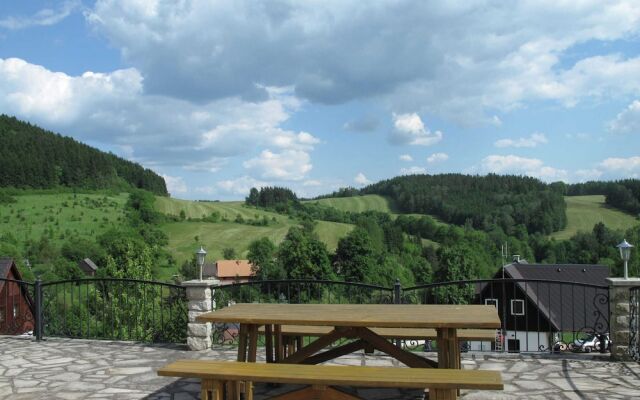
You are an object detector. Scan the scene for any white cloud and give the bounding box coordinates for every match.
[86,1,640,123]
[354,173,371,185]
[575,169,604,181]
[243,149,312,181]
[609,100,640,134]
[400,166,427,175]
[480,155,568,182]
[0,58,319,181]
[399,154,413,162]
[391,113,442,146]
[303,180,322,187]
[161,174,187,195]
[599,156,640,172]
[213,176,269,196]
[427,153,449,163]
[494,133,548,148]
[0,1,79,30]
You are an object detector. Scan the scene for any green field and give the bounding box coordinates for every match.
[0,193,128,245]
[156,197,355,271]
[305,194,394,213]
[550,195,638,240]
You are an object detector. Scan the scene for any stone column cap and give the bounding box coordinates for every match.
[182,279,220,287]
[606,277,640,287]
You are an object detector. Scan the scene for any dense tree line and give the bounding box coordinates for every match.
[245,187,298,211]
[358,174,567,235]
[0,115,168,195]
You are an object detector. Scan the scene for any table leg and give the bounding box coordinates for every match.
[275,325,284,362]
[265,324,274,363]
[436,328,459,400]
[237,324,248,362]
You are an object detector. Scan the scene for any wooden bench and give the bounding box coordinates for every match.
[257,325,496,358]
[158,360,503,400]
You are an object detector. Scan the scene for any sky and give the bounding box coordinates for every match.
[0,1,639,200]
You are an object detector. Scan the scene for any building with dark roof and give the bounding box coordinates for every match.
[0,258,34,335]
[477,260,609,352]
[78,258,98,277]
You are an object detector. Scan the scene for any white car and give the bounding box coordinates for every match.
[573,333,610,353]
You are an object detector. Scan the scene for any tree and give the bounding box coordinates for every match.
[223,247,237,259]
[247,237,284,280]
[334,228,376,282]
[277,227,332,280]
[434,244,476,304]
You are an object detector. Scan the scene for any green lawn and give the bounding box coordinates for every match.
[550,195,638,240]
[304,194,394,213]
[0,193,128,245]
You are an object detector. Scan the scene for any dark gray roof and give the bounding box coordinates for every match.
[0,257,13,278]
[79,258,98,271]
[501,262,609,332]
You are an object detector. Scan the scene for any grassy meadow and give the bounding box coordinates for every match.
[550,195,638,240]
[0,193,128,245]
[304,194,393,213]
[155,197,354,268]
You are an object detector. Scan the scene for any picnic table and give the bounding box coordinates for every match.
[194,303,501,399]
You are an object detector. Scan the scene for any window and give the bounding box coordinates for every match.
[484,298,498,308]
[13,304,18,318]
[511,299,525,316]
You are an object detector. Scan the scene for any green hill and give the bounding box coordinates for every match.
[155,197,354,270]
[0,192,128,245]
[550,195,638,240]
[304,195,393,213]
[0,115,168,195]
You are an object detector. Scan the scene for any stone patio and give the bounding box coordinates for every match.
[0,336,639,399]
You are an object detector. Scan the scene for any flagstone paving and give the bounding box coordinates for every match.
[0,336,639,399]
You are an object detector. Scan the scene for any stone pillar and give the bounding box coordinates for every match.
[183,279,219,351]
[607,277,640,361]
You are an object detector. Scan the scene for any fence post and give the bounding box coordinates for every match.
[394,279,402,348]
[607,278,640,360]
[34,279,42,341]
[183,279,219,350]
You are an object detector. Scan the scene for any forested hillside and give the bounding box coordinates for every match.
[359,174,566,235]
[0,115,168,195]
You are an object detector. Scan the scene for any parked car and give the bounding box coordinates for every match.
[573,333,611,353]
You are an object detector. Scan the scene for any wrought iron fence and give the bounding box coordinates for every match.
[0,278,34,335]
[40,278,187,343]
[630,286,640,361]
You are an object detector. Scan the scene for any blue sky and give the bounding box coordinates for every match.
[1,1,639,200]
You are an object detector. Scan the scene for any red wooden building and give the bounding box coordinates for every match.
[0,258,34,335]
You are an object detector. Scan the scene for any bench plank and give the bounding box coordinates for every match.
[258,325,496,341]
[158,360,503,390]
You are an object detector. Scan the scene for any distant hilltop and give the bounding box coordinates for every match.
[0,115,168,196]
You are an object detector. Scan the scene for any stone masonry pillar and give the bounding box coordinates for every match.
[183,279,219,351]
[607,277,640,361]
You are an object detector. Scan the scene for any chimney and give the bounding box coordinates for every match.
[513,254,520,263]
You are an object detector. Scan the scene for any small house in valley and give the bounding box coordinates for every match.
[78,258,98,277]
[209,260,255,285]
[0,258,34,335]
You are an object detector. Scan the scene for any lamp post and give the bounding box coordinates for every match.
[617,239,634,280]
[196,246,207,281]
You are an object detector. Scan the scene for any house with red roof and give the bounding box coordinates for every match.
[0,258,34,335]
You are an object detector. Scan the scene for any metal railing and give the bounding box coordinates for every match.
[39,278,187,343]
[631,286,640,361]
[2,277,613,353]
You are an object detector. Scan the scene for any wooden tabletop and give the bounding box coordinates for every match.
[196,303,500,329]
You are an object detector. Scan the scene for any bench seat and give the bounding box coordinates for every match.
[258,325,497,341]
[158,360,503,400]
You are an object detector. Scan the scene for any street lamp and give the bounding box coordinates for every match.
[196,246,207,281]
[617,239,634,280]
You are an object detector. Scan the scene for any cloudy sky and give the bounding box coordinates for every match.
[0,1,639,199]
